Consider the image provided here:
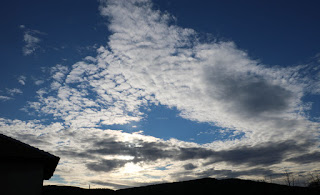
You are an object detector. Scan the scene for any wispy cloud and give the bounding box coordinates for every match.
[17,75,27,85]
[34,79,44,86]
[0,95,12,101]
[20,25,46,56]
[6,88,22,96]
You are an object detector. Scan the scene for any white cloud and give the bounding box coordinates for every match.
[21,26,45,56]
[6,88,22,96]
[18,75,27,85]
[97,0,318,146]
[2,0,320,189]
[1,118,319,189]
[23,32,40,55]
[0,88,22,101]
[34,80,45,85]
[51,65,69,83]
[0,95,12,101]
[21,0,319,151]
[24,55,148,127]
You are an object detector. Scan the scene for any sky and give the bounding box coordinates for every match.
[1,0,320,189]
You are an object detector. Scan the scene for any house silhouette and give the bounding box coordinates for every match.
[0,133,59,195]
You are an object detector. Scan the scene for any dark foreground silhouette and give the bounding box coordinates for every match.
[43,178,319,195]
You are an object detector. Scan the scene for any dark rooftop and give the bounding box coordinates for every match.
[0,133,60,180]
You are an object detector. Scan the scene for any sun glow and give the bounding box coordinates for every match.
[102,155,135,161]
[123,162,143,173]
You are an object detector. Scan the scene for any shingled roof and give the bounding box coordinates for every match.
[0,133,60,180]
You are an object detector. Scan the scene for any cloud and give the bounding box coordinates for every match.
[18,75,27,85]
[195,167,282,179]
[2,0,320,189]
[0,117,318,189]
[96,0,318,146]
[34,80,45,85]
[90,180,131,189]
[0,95,12,101]
[19,0,318,174]
[203,141,311,166]
[204,67,294,116]
[6,88,22,96]
[87,139,177,165]
[287,151,320,164]
[51,65,69,83]
[3,118,308,172]
[183,163,197,170]
[21,26,45,56]
[87,159,129,172]
[25,59,146,128]
[23,32,40,55]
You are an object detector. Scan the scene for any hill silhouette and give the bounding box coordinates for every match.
[43,178,320,195]
[43,185,114,195]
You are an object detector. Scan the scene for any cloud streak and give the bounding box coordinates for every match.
[6,88,22,96]
[1,118,317,188]
[0,95,12,101]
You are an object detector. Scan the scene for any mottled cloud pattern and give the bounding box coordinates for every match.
[1,0,319,189]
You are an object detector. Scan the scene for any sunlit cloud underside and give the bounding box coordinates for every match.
[1,0,320,189]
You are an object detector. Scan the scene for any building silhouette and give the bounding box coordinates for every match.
[0,133,59,195]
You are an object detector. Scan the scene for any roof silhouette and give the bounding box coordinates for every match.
[0,133,60,180]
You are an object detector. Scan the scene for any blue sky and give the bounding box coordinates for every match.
[1,0,320,189]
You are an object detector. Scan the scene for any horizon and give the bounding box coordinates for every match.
[1,0,320,190]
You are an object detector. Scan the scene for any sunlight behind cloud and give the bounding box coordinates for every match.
[1,0,320,190]
[123,163,144,174]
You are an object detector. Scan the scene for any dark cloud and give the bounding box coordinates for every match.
[177,147,214,161]
[56,150,94,159]
[175,140,309,167]
[89,139,177,163]
[90,180,130,189]
[82,135,312,173]
[286,151,320,164]
[15,133,50,145]
[170,167,281,181]
[206,140,308,166]
[84,138,178,172]
[86,159,128,172]
[132,141,177,162]
[205,68,293,117]
[183,163,197,170]
[197,167,282,179]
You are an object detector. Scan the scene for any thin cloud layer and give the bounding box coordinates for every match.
[1,0,320,189]
[20,25,45,56]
